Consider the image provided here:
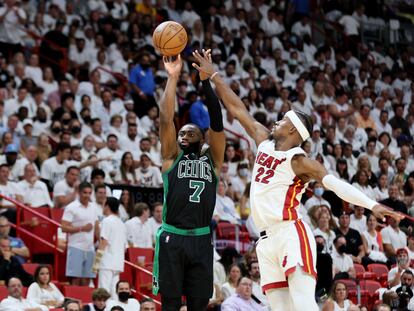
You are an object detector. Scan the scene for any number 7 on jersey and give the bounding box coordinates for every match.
[189,180,205,203]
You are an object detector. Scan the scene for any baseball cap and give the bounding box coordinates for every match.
[23,119,33,127]
[5,144,18,154]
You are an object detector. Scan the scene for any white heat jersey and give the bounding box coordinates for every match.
[250,139,309,231]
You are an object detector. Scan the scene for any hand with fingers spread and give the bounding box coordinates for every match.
[192,49,216,80]
[163,55,183,79]
[372,204,405,222]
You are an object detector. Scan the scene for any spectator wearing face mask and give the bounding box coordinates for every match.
[106,281,140,311]
[230,162,250,202]
[388,248,414,288]
[332,235,356,280]
[304,181,331,212]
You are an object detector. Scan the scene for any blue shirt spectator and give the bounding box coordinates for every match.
[129,58,155,96]
[190,100,210,131]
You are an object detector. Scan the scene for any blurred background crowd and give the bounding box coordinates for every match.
[1,0,414,310]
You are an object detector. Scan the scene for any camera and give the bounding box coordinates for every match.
[396,285,413,309]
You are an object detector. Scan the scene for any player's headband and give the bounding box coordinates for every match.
[285,110,310,141]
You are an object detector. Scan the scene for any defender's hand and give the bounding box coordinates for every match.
[192,49,216,80]
[372,204,405,222]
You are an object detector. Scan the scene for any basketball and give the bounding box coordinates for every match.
[152,21,188,57]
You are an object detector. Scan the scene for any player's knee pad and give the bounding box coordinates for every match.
[186,296,209,311]
[161,296,182,311]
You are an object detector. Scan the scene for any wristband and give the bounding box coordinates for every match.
[210,72,219,81]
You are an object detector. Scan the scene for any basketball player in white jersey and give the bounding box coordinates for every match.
[192,50,403,311]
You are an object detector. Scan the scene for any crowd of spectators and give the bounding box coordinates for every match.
[1,0,414,309]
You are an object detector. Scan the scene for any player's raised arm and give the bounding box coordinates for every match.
[192,50,269,146]
[292,155,405,222]
[159,55,181,171]
[196,50,225,175]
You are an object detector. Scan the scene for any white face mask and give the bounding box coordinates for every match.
[239,168,249,177]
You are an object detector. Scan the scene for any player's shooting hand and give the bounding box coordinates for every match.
[192,49,216,79]
[372,204,405,222]
[163,54,182,79]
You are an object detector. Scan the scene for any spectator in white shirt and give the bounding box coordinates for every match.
[136,153,162,187]
[147,202,162,244]
[0,277,48,311]
[381,217,407,260]
[106,281,140,311]
[61,182,99,286]
[0,143,27,182]
[92,197,127,299]
[27,265,64,308]
[291,16,312,38]
[350,205,367,234]
[18,163,53,208]
[332,235,356,279]
[180,1,200,28]
[259,9,284,37]
[97,134,124,181]
[119,122,142,160]
[388,248,414,288]
[40,142,71,190]
[214,180,240,224]
[126,203,152,248]
[0,163,23,224]
[93,184,107,222]
[53,166,80,208]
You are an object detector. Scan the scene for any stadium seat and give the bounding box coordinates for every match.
[367,264,389,286]
[22,207,50,222]
[22,263,39,275]
[0,285,7,300]
[21,222,57,255]
[119,262,134,286]
[216,222,249,241]
[63,286,94,304]
[127,248,154,265]
[50,208,64,223]
[354,263,375,280]
[338,279,357,292]
[360,280,381,309]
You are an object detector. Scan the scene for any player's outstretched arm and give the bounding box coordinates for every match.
[196,50,225,174]
[292,155,405,222]
[159,55,181,170]
[192,50,269,146]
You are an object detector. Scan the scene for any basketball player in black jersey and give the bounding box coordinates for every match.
[152,53,225,311]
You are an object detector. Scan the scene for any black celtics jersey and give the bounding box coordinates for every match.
[162,150,218,229]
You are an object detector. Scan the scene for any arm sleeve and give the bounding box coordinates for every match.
[322,174,377,211]
[202,80,223,132]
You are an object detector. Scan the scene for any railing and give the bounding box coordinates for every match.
[125,260,162,309]
[0,194,63,280]
[0,194,162,307]
[224,127,252,150]
[22,28,69,73]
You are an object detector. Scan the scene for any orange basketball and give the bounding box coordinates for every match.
[152,21,188,57]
